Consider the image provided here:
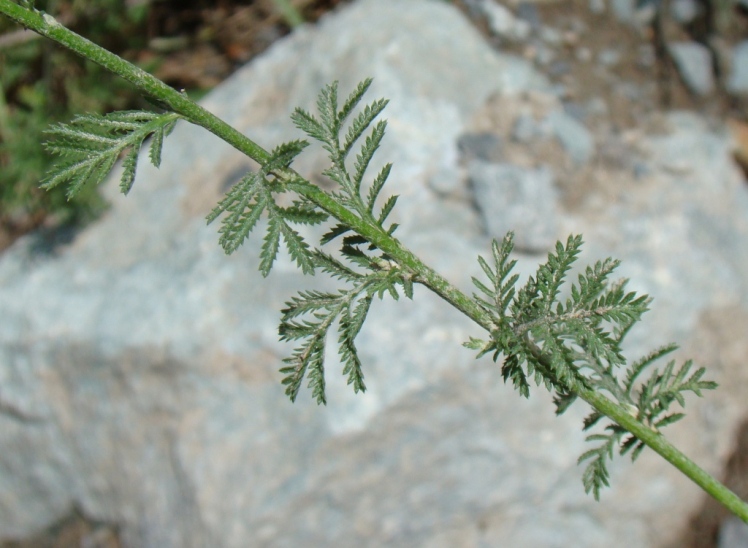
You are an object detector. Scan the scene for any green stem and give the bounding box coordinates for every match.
[2,0,746,522]
[583,389,748,522]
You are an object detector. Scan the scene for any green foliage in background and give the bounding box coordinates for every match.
[1,0,148,237]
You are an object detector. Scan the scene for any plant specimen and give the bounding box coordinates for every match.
[1,0,746,523]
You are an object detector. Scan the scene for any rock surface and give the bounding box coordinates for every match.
[668,41,716,96]
[2,0,748,546]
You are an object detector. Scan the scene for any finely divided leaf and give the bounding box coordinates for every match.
[291,108,326,143]
[536,234,583,310]
[464,230,716,500]
[279,283,370,404]
[278,249,414,403]
[207,139,319,275]
[207,171,267,254]
[148,118,176,168]
[119,147,140,195]
[312,251,363,283]
[377,195,398,224]
[317,81,340,145]
[344,101,389,162]
[338,78,374,126]
[43,110,180,198]
[339,295,371,393]
[352,120,387,192]
[260,213,283,276]
[366,163,393,213]
[279,221,315,275]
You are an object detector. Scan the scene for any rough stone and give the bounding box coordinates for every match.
[611,0,636,23]
[589,0,606,14]
[728,40,748,94]
[719,516,748,548]
[669,41,716,96]
[479,0,532,41]
[547,108,596,164]
[457,131,504,163]
[468,161,560,251]
[670,0,700,24]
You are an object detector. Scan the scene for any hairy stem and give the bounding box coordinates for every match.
[2,0,746,521]
[583,388,748,521]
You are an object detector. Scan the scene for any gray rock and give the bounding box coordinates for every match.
[589,0,606,14]
[719,516,748,548]
[669,41,715,96]
[670,0,701,24]
[427,165,463,195]
[547,109,596,164]
[516,2,542,29]
[468,161,559,251]
[539,26,563,45]
[457,131,503,163]
[512,113,542,142]
[612,0,656,25]
[611,0,636,23]
[479,0,531,41]
[598,48,622,67]
[728,40,748,94]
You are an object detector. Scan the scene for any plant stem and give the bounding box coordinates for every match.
[583,388,748,521]
[0,0,272,165]
[2,0,746,522]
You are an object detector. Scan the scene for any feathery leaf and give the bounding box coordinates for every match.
[42,110,180,198]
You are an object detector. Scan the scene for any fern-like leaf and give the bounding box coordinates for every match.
[339,295,371,393]
[290,108,326,143]
[316,81,340,151]
[279,285,361,404]
[338,78,374,129]
[366,163,393,213]
[578,426,626,500]
[345,103,389,166]
[207,171,267,254]
[278,247,414,404]
[207,140,323,274]
[43,110,179,198]
[466,231,717,499]
[537,234,583,311]
[635,359,717,430]
[471,232,519,321]
[273,80,413,403]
